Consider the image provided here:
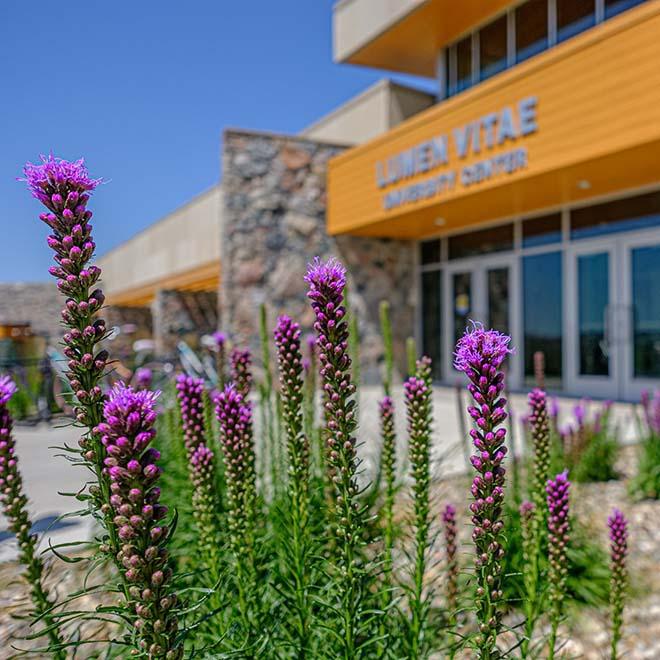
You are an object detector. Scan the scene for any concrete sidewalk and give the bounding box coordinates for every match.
[0,422,94,562]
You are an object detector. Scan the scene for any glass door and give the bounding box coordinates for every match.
[621,233,660,400]
[444,256,519,387]
[565,240,620,398]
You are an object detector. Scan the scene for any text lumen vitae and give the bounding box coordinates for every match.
[375,96,538,190]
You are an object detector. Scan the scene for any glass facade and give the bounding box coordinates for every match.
[418,190,660,397]
[444,0,646,99]
[577,252,609,376]
[523,252,563,386]
[632,246,660,377]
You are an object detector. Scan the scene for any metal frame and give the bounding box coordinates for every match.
[417,183,660,397]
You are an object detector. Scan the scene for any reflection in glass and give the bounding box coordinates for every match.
[421,271,443,381]
[522,213,562,248]
[632,246,660,378]
[488,268,509,335]
[557,0,595,43]
[455,36,472,94]
[516,0,548,63]
[578,253,609,376]
[523,252,562,386]
[605,0,645,19]
[480,14,508,81]
[453,272,472,348]
[448,224,514,260]
[571,191,660,240]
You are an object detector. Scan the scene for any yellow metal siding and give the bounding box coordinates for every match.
[328,3,660,238]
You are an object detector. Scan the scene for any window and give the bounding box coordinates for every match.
[516,0,548,63]
[523,252,563,386]
[632,245,660,377]
[522,213,562,247]
[448,224,514,260]
[421,239,441,265]
[571,191,660,240]
[578,253,610,376]
[421,271,443,380]
[605,0,645,19]
[557,0,595,43]
[479,14,508,81]
[454,36,473,94]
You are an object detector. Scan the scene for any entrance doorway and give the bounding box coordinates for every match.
[443,255,521,389]
[566,229,660,400]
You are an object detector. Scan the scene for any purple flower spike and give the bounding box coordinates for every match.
[455,322,511,652]
[212,331,227,347]
[380,395,397,563]
[305,256,365,656]
[0,375,17,406]
[22,154,102,208]
[608,508,628,657]
[175,374,207,459]
[134,367,153,390]
[442,503,459,617]
[0,378,63,651]
[546,470,571,655]
[274,315,309,488]
[230,347,252,399]
[215,384,256,547]
[96,383,181,657]
[454,320,513,375]
[528,388,551,525]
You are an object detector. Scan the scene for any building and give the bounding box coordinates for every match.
[99,0,660,400]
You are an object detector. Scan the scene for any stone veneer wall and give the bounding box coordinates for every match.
[0,283,62,339]
[220,129,416,383]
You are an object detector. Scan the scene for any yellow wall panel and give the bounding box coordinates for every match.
[328,3,660,238]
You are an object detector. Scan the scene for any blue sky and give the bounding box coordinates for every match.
[0,0,434,282]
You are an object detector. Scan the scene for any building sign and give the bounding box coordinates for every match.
[376,96,538,211]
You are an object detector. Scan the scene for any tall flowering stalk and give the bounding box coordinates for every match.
[608,509,628,660]
[442,504,459,621]
[380,396,397,581]
[305,257,366,658]
[274,314,312,654]
[454,322,512,658]
[0,377,65,658]
[21,156,126,560]
[215,384,257,633]
[230,347,252,400]
[190,444,222,580]
[546,471,570,659]
[175,374,206,459]
[175,375,221,575]
[521,388,551,655]
[404,374,433,658]
[98,383,182,659]
[212,331,228,389]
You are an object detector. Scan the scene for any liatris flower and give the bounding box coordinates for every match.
[230,347,252,400]
[404,374,433,658]
[415,355,433,389]
[528,389,551,528]
[608,509,628,660]
[97,383,182,659]
[212,331,228,389]
[380,396,397,573]
[274,314,312,652]
[22,156,120,553]
[0,377,65,658]
[454,321,512,656]
[135,367,153,390]
[305,256,365,657]
[442,503,459,619]
[190,444,221,579]
[215,384,257,631]
[175,374,207,459]
[546,470,570,659]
